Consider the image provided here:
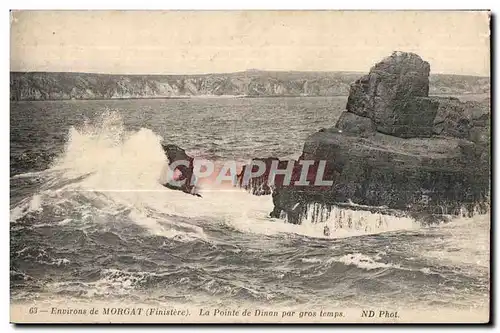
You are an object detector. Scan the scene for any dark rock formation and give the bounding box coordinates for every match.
[335,111,376,136]
[237,155,337,224]
[270,52,490,224]
[431,97,490,142]
[161,144,200,197]
[346,52,439,138]
[237,157,283,196]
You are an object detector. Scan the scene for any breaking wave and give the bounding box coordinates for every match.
[10,110,435,240]
[11,110,491,242]
[10,107,490,310]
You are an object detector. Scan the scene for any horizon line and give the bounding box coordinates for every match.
[9,69,491,78]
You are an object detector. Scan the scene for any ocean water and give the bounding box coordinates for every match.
[10,97,490,316]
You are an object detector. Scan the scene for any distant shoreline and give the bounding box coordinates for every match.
[10,70,490,102]
[9,95,351,102]
[9,93,490,103]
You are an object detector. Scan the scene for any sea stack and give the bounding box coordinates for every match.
[272,51,490,224]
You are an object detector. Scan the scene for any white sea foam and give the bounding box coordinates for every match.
[10,111,490,245]
[301,257,322,264]
[47,268,154,298]
[301,204,419,238]
[420,214,490,270]
[330,253,401,270]
[11,170,49,179]
[10,194,44,222]
[300,253,400,270]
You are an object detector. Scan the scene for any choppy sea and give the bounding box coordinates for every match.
[10,97,490,316]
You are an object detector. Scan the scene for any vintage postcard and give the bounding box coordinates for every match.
[10,10,491,324]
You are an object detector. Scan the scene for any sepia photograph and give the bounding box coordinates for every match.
[9,10,491,323]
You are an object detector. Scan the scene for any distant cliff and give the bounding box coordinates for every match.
[10,70,490,101]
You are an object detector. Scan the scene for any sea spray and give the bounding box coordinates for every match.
[10,98,491,313]
[11,110,490,242]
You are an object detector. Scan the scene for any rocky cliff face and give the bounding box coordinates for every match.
[10,69,489,101]
[267,52,490,224]
[9,71,358,101]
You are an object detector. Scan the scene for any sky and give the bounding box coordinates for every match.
[10,10,491,76]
